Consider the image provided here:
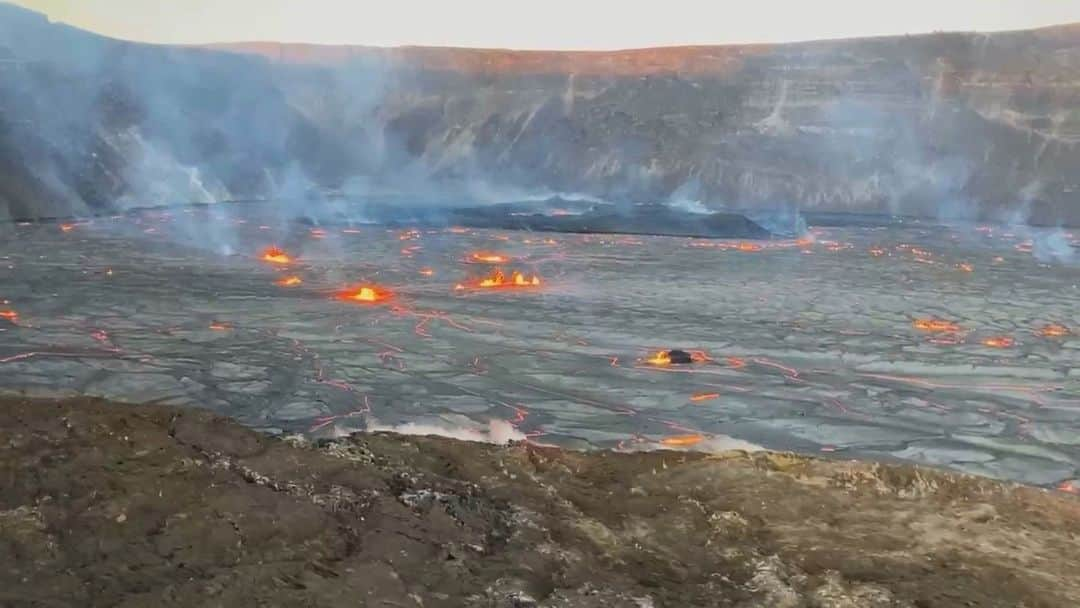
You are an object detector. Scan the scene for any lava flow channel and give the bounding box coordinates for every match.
[455,269,541,291]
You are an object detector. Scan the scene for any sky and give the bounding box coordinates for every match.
[10,0,1080,49]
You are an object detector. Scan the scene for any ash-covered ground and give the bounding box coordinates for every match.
[0,206,1077,489]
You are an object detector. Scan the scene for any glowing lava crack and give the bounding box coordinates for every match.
[467,251,511,264]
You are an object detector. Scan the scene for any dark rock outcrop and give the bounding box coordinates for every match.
[1,4,1079,225]
[2,396,1079,606]
[358,201,775,238]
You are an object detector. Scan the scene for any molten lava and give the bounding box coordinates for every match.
[660,434,706,447]
[336,284,393,304]
[981,336,1015,349]
[484,270,538,288]
[913,318,960,333]
[261,247,293,265]
[418,268,435,276]
[469,251,510,264]
[276,276,303,287]
[0,310,18,323]
[1038,324,1071,338]
[645,349,710,366]
[457,269,541,290]
[690,392,720,402]
[59,223,76,233]
[646,351,673,366]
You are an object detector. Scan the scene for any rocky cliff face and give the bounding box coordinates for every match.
[1,3,1078,224]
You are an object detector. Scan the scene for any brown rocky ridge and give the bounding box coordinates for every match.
[1,396,1078,607]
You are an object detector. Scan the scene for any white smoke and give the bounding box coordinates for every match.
[1031,228,1077,265]
[364,417,526,445]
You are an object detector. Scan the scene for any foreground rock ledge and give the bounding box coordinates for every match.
[1,398,1078,607]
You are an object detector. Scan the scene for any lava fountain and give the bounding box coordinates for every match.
[455,269,541,291]
[981,336,1016,348]
[261,246,294,265]
[335,284,394,304]
[1038,324,1071,338]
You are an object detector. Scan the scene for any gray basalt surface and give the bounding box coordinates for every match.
[1,209,1077,489]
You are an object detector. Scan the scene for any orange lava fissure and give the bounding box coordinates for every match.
[913,318,961,333]
[981,336,1015,349]
[468,251,511,264]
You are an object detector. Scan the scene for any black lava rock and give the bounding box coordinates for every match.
[666,350,694,364]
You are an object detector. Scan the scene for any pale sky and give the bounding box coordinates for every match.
[10,0,1080,49]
